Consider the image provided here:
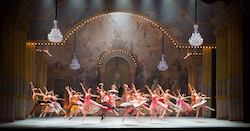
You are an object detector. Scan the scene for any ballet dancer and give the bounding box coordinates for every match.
[101,91,120,120]
[108,83,121,111]
[39,88,59,118]
[157,84,181,119]
[64,86,80,119]
[175,90,191,117]
[120,84,136,122]
[132,84,150,121]
[68,91,85,119]
[43,91,66,117]
[192,92,215,121]
[145,85,172,122]
[28,81,45,118]
[186,84,197,116]
[80,82,107,121]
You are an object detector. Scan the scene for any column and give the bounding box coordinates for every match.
[213,25,229,119]
[99,68,105,83]
[0,8,22,121]
[225,12,243,121]
[202,48,212,118]
[130,68,136,85]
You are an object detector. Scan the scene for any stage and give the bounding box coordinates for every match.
[0,116,249,130]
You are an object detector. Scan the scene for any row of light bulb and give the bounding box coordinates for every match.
[98,49,137,68]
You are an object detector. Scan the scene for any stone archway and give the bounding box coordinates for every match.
[98,49,136,87]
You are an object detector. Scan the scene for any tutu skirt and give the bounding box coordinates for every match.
[133,100,147,108]
[82,99,101,114]
[150,97,169,115]
[120,100,137,107]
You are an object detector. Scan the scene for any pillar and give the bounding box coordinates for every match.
[131,68,136,85]
[99,68,105,83]
[213,25,229,119]
[202,48,213,118]
[225,12,243,121]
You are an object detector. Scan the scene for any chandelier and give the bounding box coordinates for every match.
[69,32,80,70]
[158,55,168,71]
[188,24,203,46]
[48,20,63,43]
[48,0,63,43]
[69,53,80,70]
[188,0,203,46]
[158,32,168,71]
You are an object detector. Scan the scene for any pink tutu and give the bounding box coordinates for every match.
[150,96,169,114]
[178,98,190,112]
[44,103,55,113]
[82,94,101,114]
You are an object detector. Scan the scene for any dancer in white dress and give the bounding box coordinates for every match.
[131,84,150,121]
[192,92,215,121]
[120,84,136,122]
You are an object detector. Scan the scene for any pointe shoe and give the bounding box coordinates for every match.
[28,115,32,119]
[142,113,145,116]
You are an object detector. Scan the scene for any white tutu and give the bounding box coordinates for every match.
[120,100,137,107]
[133,100,147,108]
[108,89,119,93]
[192,100,207,109]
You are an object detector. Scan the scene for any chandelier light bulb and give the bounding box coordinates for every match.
[158,55,168,71]
[48,20,63,43]
[188,24,203,46]
[69,53,80,70]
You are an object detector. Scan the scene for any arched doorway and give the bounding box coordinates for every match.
[104,57,130,90]
[98,49,137,89]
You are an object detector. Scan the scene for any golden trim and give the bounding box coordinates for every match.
[216,116,229,119]
[30,0,68,20]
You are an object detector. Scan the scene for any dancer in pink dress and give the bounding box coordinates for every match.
[80,82,107,121]
[176,90,191,117]
[145,85,172,122]
[157,84,180,119]
[44,92,66,117]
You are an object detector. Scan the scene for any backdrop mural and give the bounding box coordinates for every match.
[47,12,189,94]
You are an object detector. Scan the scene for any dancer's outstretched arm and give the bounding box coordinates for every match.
[30,81,35,92]
[188,84,192,94]
[132,83,137,94]
[80,82,87,95]
[65,86,71,96]
[145,85,153,96]
[157,84,165,95]
[44,87,48,94]
[38,88,45,95]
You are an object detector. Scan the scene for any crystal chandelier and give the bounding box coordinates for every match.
[48,20,63,43]
[69,53,80,70]
[69,31,80,70]
[188,0,203,46]
[158,55,168,71]
[188,24,203,46]
[48,0,63,43]
[158,32,168,71]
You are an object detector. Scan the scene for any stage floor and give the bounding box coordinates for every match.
[0,116,250,129]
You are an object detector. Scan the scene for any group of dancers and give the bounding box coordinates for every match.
[28,81,215,121]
